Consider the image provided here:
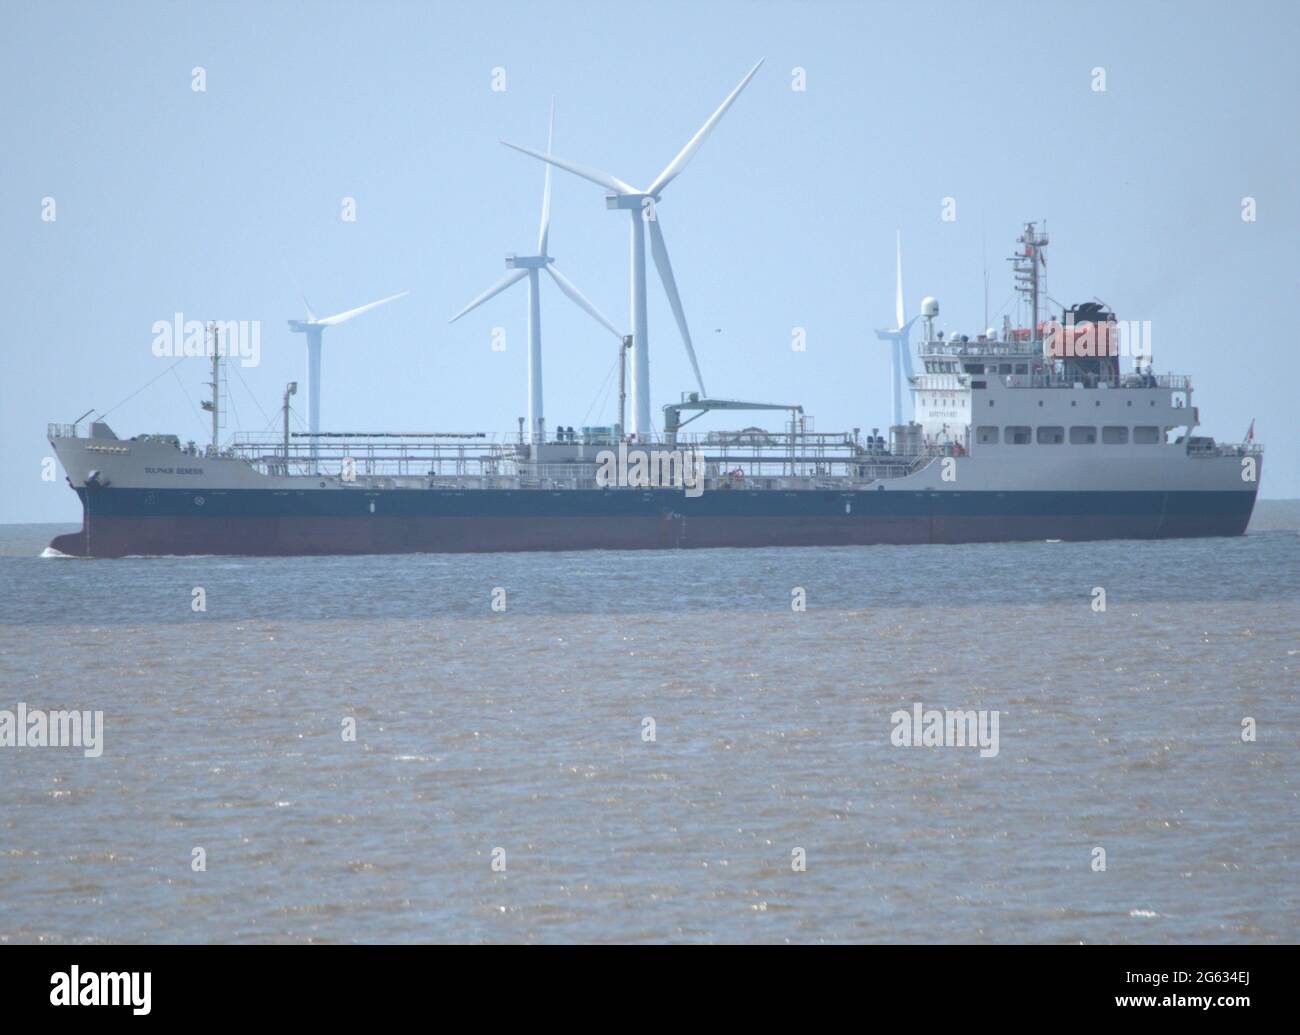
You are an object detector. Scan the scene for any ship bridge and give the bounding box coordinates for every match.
[911,325,1199,457]
[905,222,1209,459]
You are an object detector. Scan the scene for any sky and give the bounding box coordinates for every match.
[2,0,1298,523]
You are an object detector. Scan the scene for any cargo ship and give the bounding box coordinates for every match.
[45,219,1262,559]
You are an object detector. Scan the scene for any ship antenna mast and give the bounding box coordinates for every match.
[618,334,631,441]
[1011,221,1050,340]
[201,321,222,456]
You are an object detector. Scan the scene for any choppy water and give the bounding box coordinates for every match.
[1,503,1297,943]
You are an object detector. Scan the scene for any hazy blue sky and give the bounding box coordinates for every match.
[3,0,1297,522]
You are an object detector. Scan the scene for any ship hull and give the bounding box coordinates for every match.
[48,486,1258,557]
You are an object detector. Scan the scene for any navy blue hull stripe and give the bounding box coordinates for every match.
[51,488,1258,556]
[76,487,1258,520]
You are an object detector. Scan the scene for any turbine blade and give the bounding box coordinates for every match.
[545,264,623,340]
[893,339,904,423]
[647,215,707,397]
[899,326,916,383]
[538,100,554,255]
[448,269,528,324]
[502,141,639,196]
[289,271,317,322]
[895,230,905,330]
[646,58,764,197]
[316,291,409,327]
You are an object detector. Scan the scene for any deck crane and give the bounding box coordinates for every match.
[661,394,803,448]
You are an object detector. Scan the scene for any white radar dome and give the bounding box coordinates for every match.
[921,297,939,317]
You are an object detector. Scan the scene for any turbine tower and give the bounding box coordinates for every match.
[287,289,408,468]
[503,59,763,440]
[451,104,622,446]
[874,232,918,427]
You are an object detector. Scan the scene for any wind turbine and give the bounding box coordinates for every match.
[875,232,918,427]
[450,104,622,447]
[502,59,764,440]
[288,289,408,468]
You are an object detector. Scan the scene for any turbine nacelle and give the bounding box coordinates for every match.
[505,254,553,270]
[286,291,408,334]
[606,193,660,211]
[875,315,919,340]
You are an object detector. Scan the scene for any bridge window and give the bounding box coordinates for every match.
[976,426,999,444]
[1134,426,1161,444]
[1036,426,1065,444]
[1102,426,1129,444]
[1004,425,1031,445]
[1070,426,1097,444]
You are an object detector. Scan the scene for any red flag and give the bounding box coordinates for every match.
[1245,419,1255,443]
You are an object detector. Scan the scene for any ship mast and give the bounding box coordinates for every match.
[201,322,222,456]
[618,334,631,441]
[211,326,220,453]
[282,381,297,473]
[1011,221,1049,340]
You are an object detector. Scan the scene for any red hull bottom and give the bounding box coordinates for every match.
[48,511,1251,558]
